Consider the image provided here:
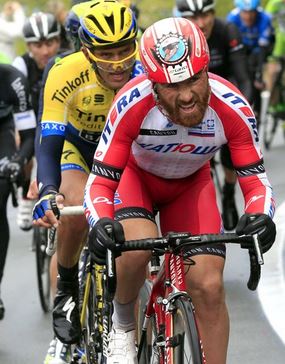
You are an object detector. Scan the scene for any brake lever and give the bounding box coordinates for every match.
[252,233,264,265]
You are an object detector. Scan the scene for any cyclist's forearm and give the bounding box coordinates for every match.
[237,168,275,218]
[37,134,64,197]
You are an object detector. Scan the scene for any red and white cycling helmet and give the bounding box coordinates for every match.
[139,17,209,83]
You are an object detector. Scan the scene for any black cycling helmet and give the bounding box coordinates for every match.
[176,0,216,17]
[23,12,60,43]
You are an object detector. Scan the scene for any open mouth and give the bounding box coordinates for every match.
[179,103,196,113]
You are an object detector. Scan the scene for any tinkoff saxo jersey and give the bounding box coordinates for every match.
[37,51,143,196]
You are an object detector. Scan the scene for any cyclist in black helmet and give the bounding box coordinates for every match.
[175,0,253,232]
[12,12,61,232]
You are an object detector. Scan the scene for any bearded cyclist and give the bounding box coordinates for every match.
[32,0,143,352]
[84,17,276,364]
[175,0,253,232]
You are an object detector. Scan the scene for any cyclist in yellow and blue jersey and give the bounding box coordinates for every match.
[32,0,143,349]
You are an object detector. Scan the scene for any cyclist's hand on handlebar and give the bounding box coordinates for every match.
[88,217,125,265]
[32,191,65,228]
[236,213,276,253]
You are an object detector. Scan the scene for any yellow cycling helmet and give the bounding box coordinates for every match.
[78,0,138,50]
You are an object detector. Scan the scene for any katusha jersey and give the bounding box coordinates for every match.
[84,73,275,227]
[37,51,143,196]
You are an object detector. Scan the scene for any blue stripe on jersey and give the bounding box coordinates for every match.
[61,163,85,172]
[41,122,66,137]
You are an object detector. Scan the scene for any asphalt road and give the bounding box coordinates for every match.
[0,124,285,363]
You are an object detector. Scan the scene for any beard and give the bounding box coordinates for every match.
[160,83,211,127]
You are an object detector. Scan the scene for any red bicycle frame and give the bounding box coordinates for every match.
[142,251,206,364]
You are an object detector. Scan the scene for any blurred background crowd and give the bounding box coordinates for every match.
[0,0,259,62]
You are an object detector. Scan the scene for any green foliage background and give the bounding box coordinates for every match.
[0,0,269,55]
[0,0,270,28]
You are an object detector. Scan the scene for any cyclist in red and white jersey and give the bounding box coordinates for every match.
[84,18,275,364]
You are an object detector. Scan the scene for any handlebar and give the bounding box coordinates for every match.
[112,232,263,291]
[45,207,263,291]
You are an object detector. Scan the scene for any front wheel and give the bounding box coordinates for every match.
[137,279,155,364]
[34,226,52,313]
[171,296,204,364]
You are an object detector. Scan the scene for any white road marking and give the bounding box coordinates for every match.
[258,201,285,345]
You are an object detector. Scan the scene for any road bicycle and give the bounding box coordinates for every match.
[261,57,285,150]
[41,205,108,364]
[32,206,84,313]
[44,205,263,364]
[107,231,263,364]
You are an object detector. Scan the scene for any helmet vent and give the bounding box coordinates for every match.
[105,14,115,34]
[87,14,107,35]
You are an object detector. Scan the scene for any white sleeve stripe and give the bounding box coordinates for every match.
[13,109,37,130]
[84,173,100,227]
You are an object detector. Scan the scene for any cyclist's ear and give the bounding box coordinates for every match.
[81,46,91,62]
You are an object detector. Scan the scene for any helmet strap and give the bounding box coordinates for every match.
[152,83,171,120]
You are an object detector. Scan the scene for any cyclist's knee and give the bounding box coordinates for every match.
[59,214,88,236]
[118,251,150,272]
[188,271,225,308]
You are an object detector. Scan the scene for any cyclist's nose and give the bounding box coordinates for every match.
[193,17,207,34]
[178,86,194,103]
[110,62,124,72]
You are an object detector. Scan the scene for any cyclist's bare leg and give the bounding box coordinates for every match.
[114,218,157,303]
[264,60,280,95]
[186,254,228,364]
[57,169,88,268]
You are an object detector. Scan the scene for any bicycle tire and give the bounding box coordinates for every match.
[263,112,278,150]
[82,272,100,363]
[137,279,154,364]
[34,226,52,313]
[79,258,108,364]
[171,296,204,364]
